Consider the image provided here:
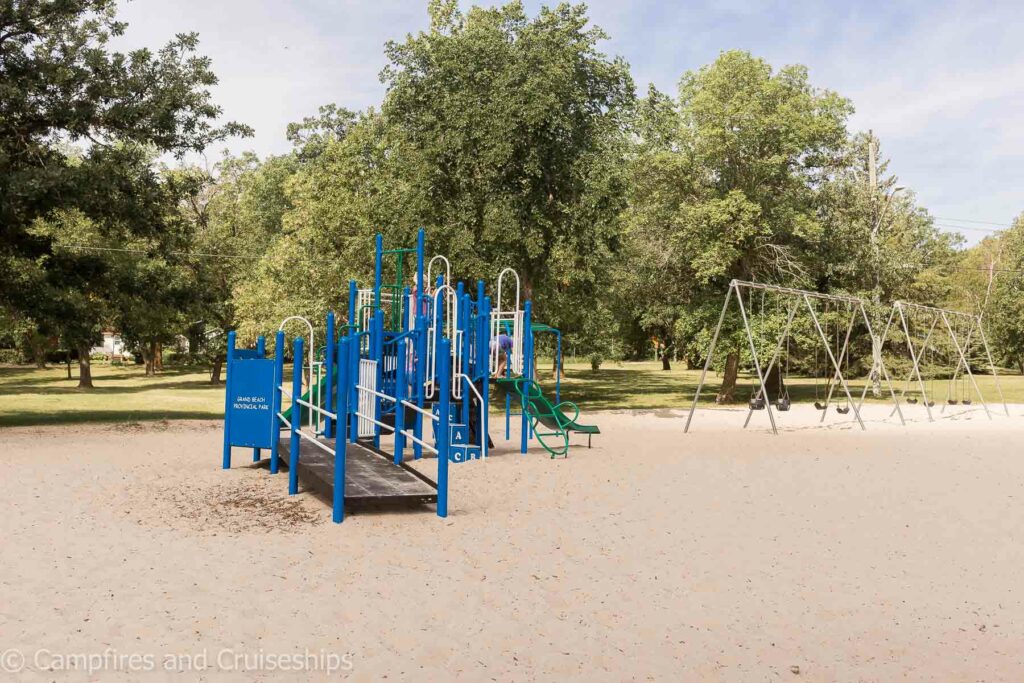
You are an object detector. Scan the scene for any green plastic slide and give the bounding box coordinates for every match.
[280,374,329,426]
[500,377,599,458]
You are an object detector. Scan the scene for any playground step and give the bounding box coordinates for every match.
[449,444,482,463]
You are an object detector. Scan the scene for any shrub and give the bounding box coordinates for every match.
[0,348,24,364]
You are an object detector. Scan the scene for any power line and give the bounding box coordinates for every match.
[933,216,1015,228]
[63,244,261,260]
[933,223,1003,234]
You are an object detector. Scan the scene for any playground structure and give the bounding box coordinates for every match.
[874,300,1008,420]
[685,279,903,435]
[222,229,595,523]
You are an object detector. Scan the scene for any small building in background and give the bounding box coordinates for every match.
[91,330,127,360]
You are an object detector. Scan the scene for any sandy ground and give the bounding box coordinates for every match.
[3,403,1024,681]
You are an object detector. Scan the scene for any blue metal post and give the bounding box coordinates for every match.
[416,229,425,306]
[372,310,384,450]
[401,287,411,333]
[334,337,349,523]
[394,337,407,465]
[521,301,532,454]
[437,338,451,518]
[324,312,335,438]
[460,293,471,431]
[481,296,491,453]
[414,314,428,459]
[347,280,358,331]
[289,337,304,495]
[222,331,236,469]
[271,331,284,474]
[349,333,359,444]
[374,233,383,309]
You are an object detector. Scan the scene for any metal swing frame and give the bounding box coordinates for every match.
[879,301,1008,421]
[684,279,903,435]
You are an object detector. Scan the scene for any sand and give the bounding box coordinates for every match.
[2,403,1024,681]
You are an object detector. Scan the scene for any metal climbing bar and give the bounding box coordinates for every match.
[400,430,439,455]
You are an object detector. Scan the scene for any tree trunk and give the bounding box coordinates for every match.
[188,329,203,361]
[66,350,72,380]
[77,344,93,388]
[550,354,563,380]
[716,351,740,403]
[210,357,224,384]
[143,341,158,376]
[870,332,882,398]
[764,364,784,398]
[1017,357,1023,375]
[154,342,163,371]
[661,352,671,371]
[30,335,47,369]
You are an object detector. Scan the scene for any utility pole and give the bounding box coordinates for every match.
[868,131,883,398]
[868,131,877,195]
[865,132,904,398]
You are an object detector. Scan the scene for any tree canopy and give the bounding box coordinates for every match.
[2,0,1018,396]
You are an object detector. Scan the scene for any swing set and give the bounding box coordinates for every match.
[685,280,904,435]
[873,301,1008,421]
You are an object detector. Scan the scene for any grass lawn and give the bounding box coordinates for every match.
[1,359,1021,427]
[526,359,1024,412]
[0,363,225,427]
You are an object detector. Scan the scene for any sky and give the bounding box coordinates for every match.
[113,0,1024,243]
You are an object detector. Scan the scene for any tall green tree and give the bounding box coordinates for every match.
[625,51,852,397]
[380,0,634,316]
[0,0,248,386]
[186,152,295,378]
[981,215,1024,372]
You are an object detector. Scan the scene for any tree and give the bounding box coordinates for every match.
[0,0,249,386]
[380,0,634,316]
[231,112,386,342]
[185,153,295,380]
[982,215,1024,372]
[624,51,852,399]
[815,133,957,394]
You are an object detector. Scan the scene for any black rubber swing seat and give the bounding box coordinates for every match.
[776,396,791,412]
[814,402,827,411]
[947,400,958,405]
[749,396,766,410]
[835,405,851,414]
[962,399,973,405]
[906,398,919,404]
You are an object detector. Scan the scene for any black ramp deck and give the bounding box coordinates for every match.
[276,436,437,507]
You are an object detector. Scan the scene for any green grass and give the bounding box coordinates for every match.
[0,363,225,427]
[1,359,1021,427]
[523,359,1024,413]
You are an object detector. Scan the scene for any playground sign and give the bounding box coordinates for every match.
[227,358,276,448]
[222,333,279,469]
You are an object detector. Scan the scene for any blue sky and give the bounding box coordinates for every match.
[114,0,1024,242]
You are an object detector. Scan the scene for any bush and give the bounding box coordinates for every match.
[165,351,193,365]
[44,349,70,363]
[90,352,109,362]
[0,348,24,364]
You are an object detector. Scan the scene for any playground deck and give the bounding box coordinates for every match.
[275,436,438,507]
